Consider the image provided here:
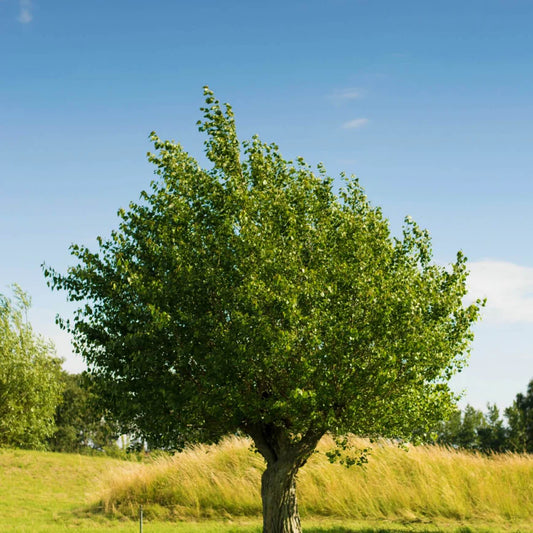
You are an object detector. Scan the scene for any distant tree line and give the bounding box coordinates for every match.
[50,375,533,455]
[433,380,533,453]
[1,285,531,455]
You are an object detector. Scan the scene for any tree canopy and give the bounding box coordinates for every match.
[48,372,120,453]
[0,286,64,449]
[505,378,533,453]
[45,87,482,533]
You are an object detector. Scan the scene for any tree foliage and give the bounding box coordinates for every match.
[505,378,533,453]
[435,403,507,452]
[433,380,533,454]
[477,403,507,453]
[0,286,64,449]
[45,88,482,532]
[48,372,120,453]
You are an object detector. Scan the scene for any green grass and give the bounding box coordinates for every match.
[0,438,532,532]
[0,447,123,531]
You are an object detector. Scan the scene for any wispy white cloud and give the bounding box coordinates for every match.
[18,0,32,23]
[330,87,364,102]
[342,118,369,129]
[467,260,533,323]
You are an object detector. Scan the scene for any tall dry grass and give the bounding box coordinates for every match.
[97,435,533,523]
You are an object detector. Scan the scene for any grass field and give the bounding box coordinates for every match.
[0,437,532,532]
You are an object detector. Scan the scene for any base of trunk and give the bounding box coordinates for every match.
[261,461,302,533]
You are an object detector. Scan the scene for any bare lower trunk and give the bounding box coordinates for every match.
[261,460,302,533]
[245,423,324,533]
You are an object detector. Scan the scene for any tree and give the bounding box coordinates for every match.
[434,407,463,447]
[48,372,120,453]
[435,404,482,449]
[436,404,507,452]
[0,285,64,449]
[457,405,485,449]
[477,403,507,453]
[505,378,533,453]
[44,88,482,533]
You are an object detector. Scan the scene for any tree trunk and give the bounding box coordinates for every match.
[261,459,302,533]
[245,423,324,533]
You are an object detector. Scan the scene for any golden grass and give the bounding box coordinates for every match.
[97,435,533,525]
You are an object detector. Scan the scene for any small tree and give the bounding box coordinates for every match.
[45,88,482,533]
[435,404,485,449]
[477,404,507,453]
[48,372,119,453]
[505,378,533,453]
[0,286,64,449]
[435,408,463,447]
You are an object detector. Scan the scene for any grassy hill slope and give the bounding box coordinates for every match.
[0,437,532,532]
[100,435,533,526]
[0,447,124,531]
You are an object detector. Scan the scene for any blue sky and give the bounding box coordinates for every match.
[1,0,532,412]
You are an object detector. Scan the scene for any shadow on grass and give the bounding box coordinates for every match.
[305,529,420,533]
[303,526,476,533]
